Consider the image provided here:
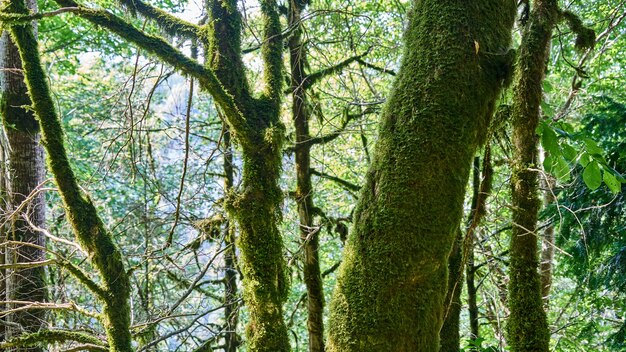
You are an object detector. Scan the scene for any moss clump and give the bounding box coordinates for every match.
[327,0,515,351]
[561,10,596,51]
[0,329,108,349]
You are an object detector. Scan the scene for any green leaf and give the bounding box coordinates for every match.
[603,171,621,194]
[543,80,554,93]
[541,126,560,156]
[562,143,578,161]
[579,152,591,167]
[554,156,571,182]
[583,161,602,190]
[583,138,603,156]
[541,101,555,116]
[543,154,555,174]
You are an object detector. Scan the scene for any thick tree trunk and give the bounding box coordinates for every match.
[288,1,325,351]
[507,1,558,351]
[0,0,46,347]
[229,146,289,352]
[327,1,515,351]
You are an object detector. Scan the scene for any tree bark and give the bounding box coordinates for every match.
[1,0,46,348]
[327,1,515,351]
[288,1,325,351]
[507,1,559,351]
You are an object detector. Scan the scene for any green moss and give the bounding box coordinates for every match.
[561,10,596,51]
[327,1,515,351]
[226,145,290,352]
[0,329,108,349]
[116,0,201,39]
[259,0,282,106]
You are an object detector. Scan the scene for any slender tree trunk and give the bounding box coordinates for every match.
[288,1,325,351]
[507,1,559,350]
[5,0,133,349]
[327,1,515,350]
[440,230,463,352]
[540,149,556,305]
[222,126,240,352]
[1,0,46,348]
[467,157,482,343]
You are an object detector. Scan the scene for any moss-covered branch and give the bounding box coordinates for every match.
[259,0,283,107]
[5,0,132,349]
[356,58,397,76]
[116,0,201,39]
[310,168,360,193]
[60,259,108,299]
[0,329,107,350]
[0,7,79,24]
[560,10,595,50]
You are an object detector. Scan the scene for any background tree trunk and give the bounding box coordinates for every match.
[540,149,556,305]
[440,230,463,352]
[327,1,515,351]
[1,0,47,347]
[222,126,240,352]
[288,1,325,351]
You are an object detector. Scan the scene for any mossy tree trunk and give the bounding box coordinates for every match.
[4,0,133,350]
[206,1,289,350]
[288,1,325,351]
[507,1,559,351]
[0,0,46,348]
[327,1,515,351]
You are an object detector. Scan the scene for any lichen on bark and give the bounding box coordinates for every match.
[327,1,515,351]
